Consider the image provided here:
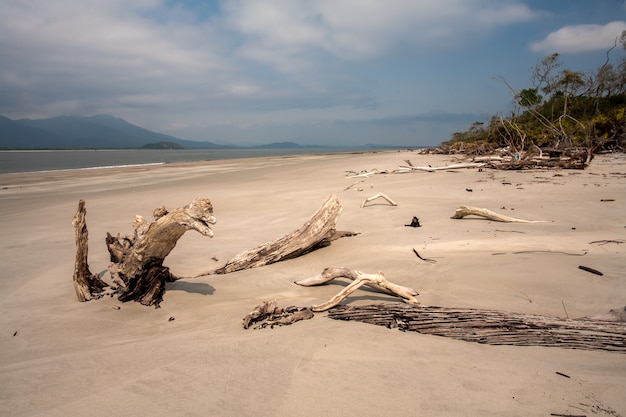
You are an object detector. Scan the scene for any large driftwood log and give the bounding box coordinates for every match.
[327,303,626,353]
[72,200,109,301]
[206,194,351,275]
[451,206,548,223]
[295,267,419,311]
[73,198,216,307]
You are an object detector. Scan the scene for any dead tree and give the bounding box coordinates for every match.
[72,200,109,301]
[205,194,352,275]
[327,303,626,353]
[73,198,216,307]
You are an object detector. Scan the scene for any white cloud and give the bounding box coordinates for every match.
[226,0,540,66]
[0,0,541,144]
[530,21,626,53]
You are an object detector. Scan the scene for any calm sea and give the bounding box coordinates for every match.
[0,148,377,174]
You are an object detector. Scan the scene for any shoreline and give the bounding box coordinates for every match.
[1,150,624,417]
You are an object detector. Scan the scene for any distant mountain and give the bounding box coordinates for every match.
[248,141,325,149]
[0,114,228,149]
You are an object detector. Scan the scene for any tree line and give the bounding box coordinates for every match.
[441,30,625,155]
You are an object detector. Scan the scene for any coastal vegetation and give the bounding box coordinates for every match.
[439,31,626,156]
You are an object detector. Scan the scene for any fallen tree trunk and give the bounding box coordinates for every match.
[327,303,626,353]
[205,194,352,275]
[73,198,216,307]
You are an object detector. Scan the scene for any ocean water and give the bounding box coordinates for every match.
[0,148,375,174]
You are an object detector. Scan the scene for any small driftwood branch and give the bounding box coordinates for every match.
[327,303,626,353]
[360,192,397,208]
[206,194,349,275]
[345,169,379,179]
[295,267,419,312]
[451,206,548,223]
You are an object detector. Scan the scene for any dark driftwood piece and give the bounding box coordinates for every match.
[327,303,626,353]
[72,200,109,301]
[206,194,350,275]
[73,198,216,307]
[243,300,314,329]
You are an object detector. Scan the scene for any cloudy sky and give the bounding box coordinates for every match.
[1,1,625,147]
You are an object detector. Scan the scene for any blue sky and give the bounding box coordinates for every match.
[1,1,625,147]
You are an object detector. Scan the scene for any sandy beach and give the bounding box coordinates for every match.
[1,150,625,417]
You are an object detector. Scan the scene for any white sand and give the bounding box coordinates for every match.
[1,150,625,417]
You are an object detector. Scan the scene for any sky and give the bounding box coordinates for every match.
[1,1,625,147]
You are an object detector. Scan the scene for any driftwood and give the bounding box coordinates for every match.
[205,194,352,275]
[243,268,420,329]
[327,303,626,353]
[360,192,397,208]
[295,267,419,312]
[243,300,314,329]
[451,206,548,223]
[73,198,216,307]
[399,162,486,172]
[72,200,109,301]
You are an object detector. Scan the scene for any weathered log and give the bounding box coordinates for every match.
[106,198,216,307]
[327,303,626,353]
[295,267,419,312]
[206,194,348,275]
[451,205,548,223]
[72,200,110,301]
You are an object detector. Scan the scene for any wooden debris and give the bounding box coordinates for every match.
[243,300,314,329]
[412,248,436,263]
[295,267,419,312]
[73,198,216,307]
[327,303,626,353]
[205,194,351,275]
[360,192,397,208]
[451,205,548,223]
[578,265,604,276]
[399,162,486,172]
[405,216,421,227]
[589,239,624,245]
[72,200,111,301]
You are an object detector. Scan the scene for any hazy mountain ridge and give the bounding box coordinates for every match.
[0,114,227,149]
[0,114,411,150]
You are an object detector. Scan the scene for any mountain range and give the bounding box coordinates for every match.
[0,114,320,150]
